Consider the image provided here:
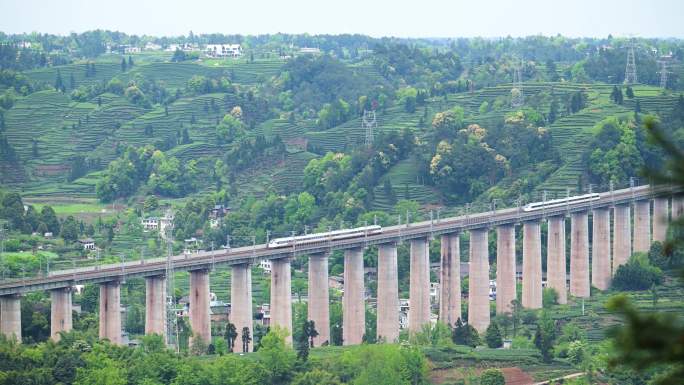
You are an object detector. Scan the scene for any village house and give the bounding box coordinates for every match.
[141,217,160,231]
[78,238,96,251]
[209,204,231,228]
[210,300,230,323]
[205,44,242,58]
[258,259,272,274]
[144,42,162,51]
[299,47,321,55]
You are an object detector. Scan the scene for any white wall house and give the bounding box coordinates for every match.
[141,217,160,231]
[259,259,272,274]
[205,44,242,58]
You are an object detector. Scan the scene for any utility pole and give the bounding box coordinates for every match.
[624,40,638,85]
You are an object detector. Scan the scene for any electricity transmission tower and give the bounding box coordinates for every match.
[510,59,524,108]
[658,60,669,89]
[624,41,638,85]
[362,109,377,148]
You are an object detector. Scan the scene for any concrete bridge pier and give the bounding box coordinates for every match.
[591,208,611,291]
[270,258,292,344]
[50,288,72,341]
[145,275,166,336]
[189,269,211,346]
[231,263,253,352]
[673,195,684,219]
[547,215,567,304]
[440,233,461,325]
[409,238,430,334]
[613,204,632,273]
[468,228,490,333]
[522,221,542,309]
[376,243,399,343]
[343,248,365,345]
[0,295,22,342]
[634,200,651,253]
[653,197,669,243]
[570,211,590,298]
[99,281,121,344]
[308,253,330,346]
[496,225,516,314]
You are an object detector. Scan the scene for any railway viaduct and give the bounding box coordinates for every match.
[0,184,682,348]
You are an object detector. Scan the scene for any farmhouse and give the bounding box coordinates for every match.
[205,44,242,58]
[78,238,96,251]
[141,217,160,231]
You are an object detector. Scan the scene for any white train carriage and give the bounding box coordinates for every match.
[523,193,600,212]
[267,225,382,248]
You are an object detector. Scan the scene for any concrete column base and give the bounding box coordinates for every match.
[377,243,399,343]
[653,197,669,243]
[51,288,72,341]
[468,229,490,333]
[270,258,292,345]
[496,225,516,314]
[189,269,211,346]
[440,233,461,325]
[0,295,22,342]
[522,221,542,309]
[308,253,330,347]
[409,238,430,334]
[673,195,684,219]
[592,209,611,290]
[343,248,365,345]
[634,200,651,253]
[99,282,121,344]
[547,216,567,304]
[570,211,590,298]
[613,204,632,274]
[231,264,253,352]
[145,275,166,336]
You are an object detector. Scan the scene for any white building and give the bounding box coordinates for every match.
[399,299,410,329]
[299,47,321,55]
[430,282,440,305]
[205,44,242,58]
[141,217,160,231]
[159,210,174,238]
[78,238,96,251]
[145,42,162,51]
[123,46,141,54]
[259,259,272,274]
[166,43,198,52]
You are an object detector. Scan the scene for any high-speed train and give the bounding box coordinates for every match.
[523,193,600,212]
[267,225,383,248]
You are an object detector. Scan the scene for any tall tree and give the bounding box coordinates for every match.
[225,322,238,352]
[241,326,252,353]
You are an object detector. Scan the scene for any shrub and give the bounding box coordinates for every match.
[612,253,663,291]
[542,287,558,308]
[647,241,668,269]
[480,369,505,385]
[485,323,503,348]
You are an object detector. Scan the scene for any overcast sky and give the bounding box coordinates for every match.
[1,0,683,38]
